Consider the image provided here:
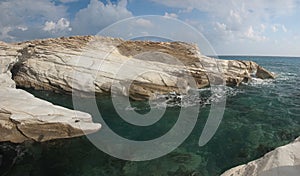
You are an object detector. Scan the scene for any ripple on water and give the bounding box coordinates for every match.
[287,108,300,117]
[291,101,300,107]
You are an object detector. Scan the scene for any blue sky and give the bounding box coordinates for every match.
[0,0,300,56]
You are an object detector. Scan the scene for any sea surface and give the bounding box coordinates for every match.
[1,56,300,176]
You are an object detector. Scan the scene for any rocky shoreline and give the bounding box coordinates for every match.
[9,36,275,101]
[1,35,290,175]
[221,137,300,176]
[0,37,102,143]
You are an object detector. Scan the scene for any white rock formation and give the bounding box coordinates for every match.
[0,35,274,143]
[0,40,101,143]
[10,36,274,100]
[221,137,300,176]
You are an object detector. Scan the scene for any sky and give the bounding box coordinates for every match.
[0,0,300,56]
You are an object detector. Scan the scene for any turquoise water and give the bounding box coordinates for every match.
[1,56,300,176]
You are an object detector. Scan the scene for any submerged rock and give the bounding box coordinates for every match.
[221,137,300,176]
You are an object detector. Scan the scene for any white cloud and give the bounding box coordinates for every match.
[229,10,242,24]
[151,0,298,44]
[163,12,178,19]
[272,25,279,32]
[215,22,227,31]
[212,22,234,42]
[0,27,14,41]
[135,18,154,27]
[59,0,79,3]
[260,24,266,32]
[71,0,132,35]
[43,18,72,33]
[0,0,134,41]
[244,26,267,41]
[17,26,28,31]
[272,24,288,33]
[0,0,68,41]
[151,0,298,17]
[282,25,288,32]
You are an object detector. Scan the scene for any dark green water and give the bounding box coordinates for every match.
[1,56,300,176]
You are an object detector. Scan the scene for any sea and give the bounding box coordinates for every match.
[1,56,299,176]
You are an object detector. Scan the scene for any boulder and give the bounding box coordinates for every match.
[256,66,275,79]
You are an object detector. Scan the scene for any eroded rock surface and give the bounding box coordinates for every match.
[8,36,274,100]
[0,35,274,143]
[0,87,101,143]
[221,137,300,176]
[0,40,101,143]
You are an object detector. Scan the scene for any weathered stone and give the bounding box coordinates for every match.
[0,35,274,143]
[256,66,275,79]
[221,137,300,176]
[6,36,274,100]
[0,109,28,143]
[0,87,101,143]
[0,38,101,143]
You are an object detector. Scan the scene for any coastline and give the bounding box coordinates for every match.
[2,36,296,175]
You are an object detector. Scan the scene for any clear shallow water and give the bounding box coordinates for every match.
[1,56,300,176]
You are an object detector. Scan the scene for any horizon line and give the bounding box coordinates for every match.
[208,54,300,58]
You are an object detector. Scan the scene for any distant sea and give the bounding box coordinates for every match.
[1,56,300,176]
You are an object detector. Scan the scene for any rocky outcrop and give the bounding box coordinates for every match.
[221,137,300,176]
[0,35,274,143]
[0,87,101,143]
[6,36,274,100]
[256,66,275,79]
[0,40,101,143]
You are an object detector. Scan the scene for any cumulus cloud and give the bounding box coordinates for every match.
[43,18,72,33]
[135,18,154,28]
[59,0,79,3]
[71,0,132,35]
[163,12,178,19]
[244,26,267,41]
[0,0,134,42]
[272,25,279,32]
[151,0,297,17]
[272,24,288,33]
[0,0,68,41]
[151,0,298,44]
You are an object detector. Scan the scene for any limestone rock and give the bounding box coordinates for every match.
[0,87,101,143]
[7,36,274,100]
[0,38,101,143]
[221,137,300,176]
[256,66,275,79]
[0,36,275,143]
